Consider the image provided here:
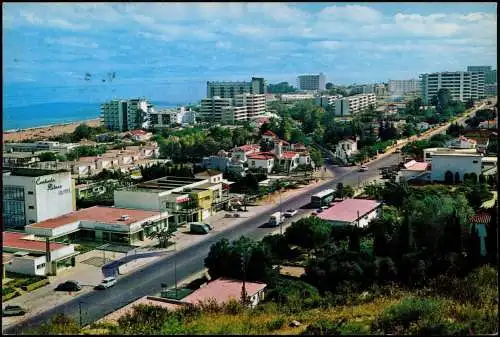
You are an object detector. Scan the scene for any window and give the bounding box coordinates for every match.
[27,191,34,195]
[473,160,478,164]
[29,220,36,224]
[252,161,256,166]
[36,263,46,270]
[28,206,34,209]
[3,185,26,228]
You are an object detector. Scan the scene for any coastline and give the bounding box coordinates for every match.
[3,118,103,143]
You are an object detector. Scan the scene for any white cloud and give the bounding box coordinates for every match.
[318,5,383,23]
[45,37,99,48]
[309,41,343,50]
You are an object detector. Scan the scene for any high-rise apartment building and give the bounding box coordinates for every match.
[207,77,266,99]
[420,72,485,103]
[101,99,153,131]
[388,79,420,96]
[333,93,376,117]
[233,94,266,119]
[297,73,326,91]
[467,66,497,84]
[221,106,248,125]
[199,97,233,122]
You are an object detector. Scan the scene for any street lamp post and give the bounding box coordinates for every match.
[278,180,283,235]
[174,241,178,299]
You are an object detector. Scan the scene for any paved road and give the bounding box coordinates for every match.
[3,154,399,335]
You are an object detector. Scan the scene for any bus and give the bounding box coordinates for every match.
[311,188,336,208]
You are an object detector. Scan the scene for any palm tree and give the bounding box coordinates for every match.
[147,226,176,248]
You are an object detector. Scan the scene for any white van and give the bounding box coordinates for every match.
[269,212,282,227]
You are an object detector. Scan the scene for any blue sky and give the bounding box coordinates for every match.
[3,2,497,106]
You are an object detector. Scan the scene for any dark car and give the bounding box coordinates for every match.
[2,305,26,316]
[55,280,82,292]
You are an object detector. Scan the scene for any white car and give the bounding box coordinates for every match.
[359,165,368,172]
[96,276,117,290]
[284,209,298,217]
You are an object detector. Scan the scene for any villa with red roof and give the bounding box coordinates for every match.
[262,130,278,141]
[24,206,168,244]
[127,129,153,142]
[318,198,382,227]
[3,231,78,276]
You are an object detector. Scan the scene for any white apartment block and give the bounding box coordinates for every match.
[4,141,79,155]
[333,93,376,116]
[420,72,485,103]
[150,107,196,128]
[207,77,266,99]
[388,79,420,96]
[101,99,153,131]
[297,73,326,91]
[280,93,315,102]
[221,106,248,125]
[233,94,266,119]
[315,95,342,108]
[199,97,233,122]
[374,84,388,97]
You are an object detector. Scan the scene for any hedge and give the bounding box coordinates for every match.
[2,290,20,302]
[21,278,50,292]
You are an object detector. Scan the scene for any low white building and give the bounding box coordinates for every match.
[333,93,376,116]
[396,160,430,182]
[334,138,358,163]
[427,150,483,182]
[3,232,78,276]
[448,136,477,149]
[150,107,196,127]
[247,152,275,173]
[280,93,315,102]
[4,141,79,154]
[315,95,342,108]
[416,122,430,131]
[318,198,382,227]
[3,168,74,229]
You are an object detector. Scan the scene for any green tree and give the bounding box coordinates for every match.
[147,225,177,248]
[309,148,324,167]
[38,152,57,162]
[285,217,332,250]
[343,185,355,198]
[73,123,93,141]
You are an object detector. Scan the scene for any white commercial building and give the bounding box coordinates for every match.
[333,93,376,116]
[101,98,153,131]
[388,79,420,96]
[297,73,326,91]
[334,138,358,163]
[318,198,382,228]
[420,72,485,103]
[4,141,79,155]
[3,232,78,276]
[3,168,74,229]
[423,148,483,182]
[207,77,266,99]
[150,107,196,127]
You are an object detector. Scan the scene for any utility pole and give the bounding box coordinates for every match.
[240,250,249,306]
[279,180,283,235]
[174,241,178,299]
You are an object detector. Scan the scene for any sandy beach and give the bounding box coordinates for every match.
[3,118,103,143]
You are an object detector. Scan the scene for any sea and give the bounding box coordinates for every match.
[2,101,187,131]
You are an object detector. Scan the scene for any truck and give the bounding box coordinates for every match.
[189,222,212,234]
[268,212,282,227]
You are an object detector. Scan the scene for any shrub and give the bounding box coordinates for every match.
[223,299,244,315]
[2,287,15,296]
[301,319,344,335]
[117,304,172,334]
[31,314,80,335]
[265,317,285,331]
[21,278,49,291]
[372,297,445,334]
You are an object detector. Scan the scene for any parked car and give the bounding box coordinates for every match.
[189,222,212,234]
[55,280,82,292]
[320,206,329,211]
[284,209,298,217]
[316,208,324,214]
[359,165,368,172]
[2,305,26,317]
[95,276,117,290]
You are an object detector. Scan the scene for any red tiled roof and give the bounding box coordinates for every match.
[470,213,492,224]
[182,278,267,305]
[247,152,275,160]
[318,198,381,223]
[234,144,260,153]
[130,130,148,136]
[3,232,67,252]
[404,160,429,171]
[27,206,160,229]
[262,130,277,138]
[458,136,477,144]
[281,151,299,160]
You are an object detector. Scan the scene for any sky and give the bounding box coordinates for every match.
[2,2,497,107]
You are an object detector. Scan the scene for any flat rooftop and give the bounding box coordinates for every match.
[4,168,69,177]
[26,206,160,229]
[128,176,206,192]
[3,232,68,252]
[182,278,267,305]
[318,198,382,224]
